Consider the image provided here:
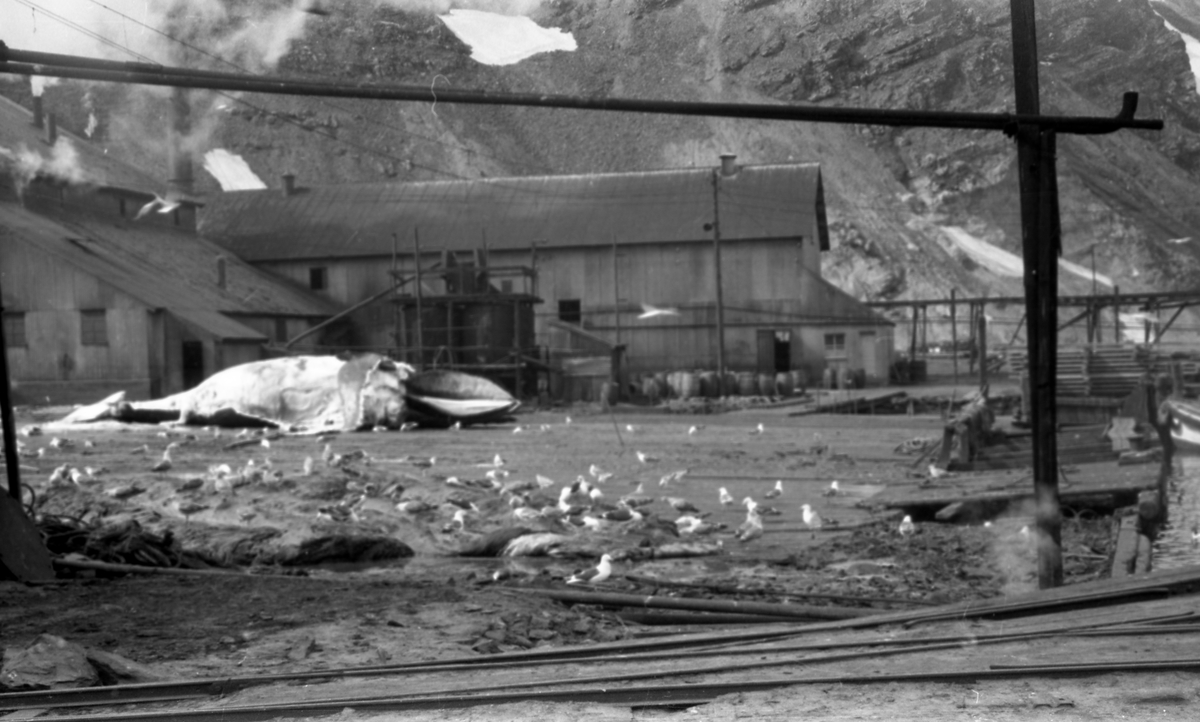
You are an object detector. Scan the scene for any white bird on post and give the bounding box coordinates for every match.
[566,554,613,585]
[637,303,680,320]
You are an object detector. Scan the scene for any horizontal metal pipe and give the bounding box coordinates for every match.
[0,46,1163,134]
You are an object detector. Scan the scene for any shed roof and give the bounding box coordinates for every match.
[0,203,339,340]
[200,163,829,262]
[0,94,163,198]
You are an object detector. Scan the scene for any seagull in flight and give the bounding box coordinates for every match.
[637,303,681,320]
[134,192,182,220]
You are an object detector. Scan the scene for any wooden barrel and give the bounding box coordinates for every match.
[724,372,738,397]
[837,366,853,390]
[599,380,617,406]
[678,371,700,399]
[666,371,681,398]
[758,373,778,397]
[737,372,758,396]
[642,375,663,403]
[775,372,793,397]
[699,371,720,398]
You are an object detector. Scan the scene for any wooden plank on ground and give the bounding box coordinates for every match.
[870,462,1156,510]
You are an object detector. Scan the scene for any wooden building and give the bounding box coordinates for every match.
[200,159,894,391]
[0,95,340,404]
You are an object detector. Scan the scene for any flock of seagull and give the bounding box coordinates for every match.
[17,414,925,586]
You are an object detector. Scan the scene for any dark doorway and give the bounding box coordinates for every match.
[182,341,204,390]
[757,329,791,373]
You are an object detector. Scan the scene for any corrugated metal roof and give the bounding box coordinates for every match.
[0,95,163,197]
[200,163,828,262]
[1,202,339,339]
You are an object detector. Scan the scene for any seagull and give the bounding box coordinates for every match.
[928,464,950,480]
[719,487,735,506]
[625,424,640,433]
[566,554,613,585]
[822,480,840,497]
[636,451,658,464]
[260,438,271,448]
[151,444,177,473]
[750,423,765,435]
[801,504,823,537]
[536,474,556,489]
[399,421,419,432]
[302,456,314,476]
[589,464,607,479]
[663,496,701,513]
[765,480,783,499]
[174,500,209,523]
[735,510,763,542]
[602,505,642,523]
[637,303,681,320]
[899,515,916,537]
[688,425,705,436]
[451,421,462,431]
[134,192,182,220]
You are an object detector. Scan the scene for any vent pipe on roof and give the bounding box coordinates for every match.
[167,87,195,196]
[719,153,738,177]
[216,255,227,290]
[45,112,57,146]
[31,95,43,130]
[281,173,296,197]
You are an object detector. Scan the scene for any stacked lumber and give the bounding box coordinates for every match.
[1090,345,1148,398]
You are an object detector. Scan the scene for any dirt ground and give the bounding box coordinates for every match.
[1,380,1145,719]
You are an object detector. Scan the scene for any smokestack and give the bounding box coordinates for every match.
[167,87,194,196]
[31,96,43,130]
[45,112,57,146]
[719,153,738,176]
[216,255,227,290]
[281,173,296,197]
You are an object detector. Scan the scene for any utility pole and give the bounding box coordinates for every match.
[1011,0,1063,589]
[710,161,729,389]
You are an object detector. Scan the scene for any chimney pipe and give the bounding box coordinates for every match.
[282,173,296,197]
[31,96,43,130]
[167,87,194,196]
[45,112,57,146]
[719,153,738,176]
[216,255,227,290]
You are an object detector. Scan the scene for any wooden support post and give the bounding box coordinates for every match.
[0,275,21,500]
[977,311,988,391]
[1011,0,1062,590]
[951,288,959,385]
[711,169,727,383]
[413,228,424,367]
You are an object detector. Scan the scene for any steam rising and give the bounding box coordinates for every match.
[0,139,89,195]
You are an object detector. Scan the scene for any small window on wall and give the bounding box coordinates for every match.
[80,309,108,346]
[3,312,27,347]
[824,332,846,357]
[309,267,328,291]
[558,299,582,324]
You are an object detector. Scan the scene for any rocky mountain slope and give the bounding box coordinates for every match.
[8,0,1200,346]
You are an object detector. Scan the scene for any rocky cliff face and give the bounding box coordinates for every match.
[9,0,1200,344]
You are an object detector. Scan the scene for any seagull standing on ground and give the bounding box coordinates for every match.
[765,480,783,499]
[750,423,765,435]
[719,487,735,506]
[151,443,177,473]
[801,503,823,538]
[899,515,916,537]
[823,480,840,497]
[566,554,614,584]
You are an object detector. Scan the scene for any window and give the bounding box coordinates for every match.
[80,309,108,346]
[824,332,846,356]
[309,267,328,291]
[558,299,582,324]
[3,312,27,348]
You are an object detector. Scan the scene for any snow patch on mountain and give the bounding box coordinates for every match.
[940,226,1115,287]
[438,9,576,66]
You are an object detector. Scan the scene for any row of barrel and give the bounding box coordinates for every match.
[640,369,810,401]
